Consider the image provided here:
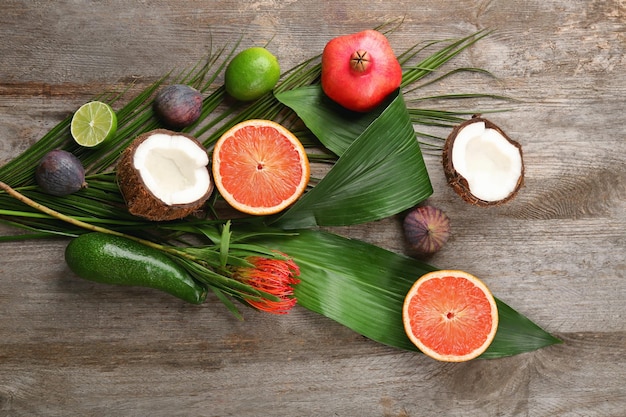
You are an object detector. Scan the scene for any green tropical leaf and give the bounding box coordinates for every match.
[485,299,562,358]
[273,89,432,229]
[275,85,382,156]
[255,228,561,358]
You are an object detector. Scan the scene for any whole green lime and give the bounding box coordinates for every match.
[224,47,280,101]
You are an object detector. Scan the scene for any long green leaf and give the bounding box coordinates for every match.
[275,85,382,156]
[274,89,432,229]
[256,228,561,358]
[485,299,562,358]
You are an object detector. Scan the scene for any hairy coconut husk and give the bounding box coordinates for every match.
[116,129,213,221]
[442,115,524,207]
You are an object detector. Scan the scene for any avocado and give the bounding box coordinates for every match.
[64,232,207,304]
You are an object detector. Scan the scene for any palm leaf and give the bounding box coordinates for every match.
[485,299,562,358]
[253,228,561,357]
[275,85,380,156]
[274,88,432,228]
[399,29,492,88]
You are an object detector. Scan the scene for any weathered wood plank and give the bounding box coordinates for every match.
[1,0,624,416]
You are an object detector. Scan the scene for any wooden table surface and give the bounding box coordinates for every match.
[1,1,624,416]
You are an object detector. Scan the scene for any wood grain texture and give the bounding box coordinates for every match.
[1,0,625,416]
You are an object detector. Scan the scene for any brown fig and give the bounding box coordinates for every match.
[403,205,451,255]
[153,84,203,129]
[35,150,87,196]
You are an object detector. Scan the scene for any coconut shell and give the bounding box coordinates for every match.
[442,115,524,207]
[116,129,213,221]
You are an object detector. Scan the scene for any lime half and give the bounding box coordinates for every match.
[70,101,117,147]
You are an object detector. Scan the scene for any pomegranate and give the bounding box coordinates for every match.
[321,30,402,112]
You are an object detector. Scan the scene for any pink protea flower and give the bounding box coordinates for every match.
[233,253,301,314]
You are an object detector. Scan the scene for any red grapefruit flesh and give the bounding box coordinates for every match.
[402,270,499,362]
[212,119,310,215]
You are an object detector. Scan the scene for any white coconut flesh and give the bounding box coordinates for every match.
[132,133,211,205]
[451,121,523,202]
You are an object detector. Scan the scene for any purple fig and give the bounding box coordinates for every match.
[153,84,203,128]
[35,150,86,196]
[403,205,451,255]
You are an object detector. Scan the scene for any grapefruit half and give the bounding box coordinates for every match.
[402,270,499,362]
[212,119,310,215]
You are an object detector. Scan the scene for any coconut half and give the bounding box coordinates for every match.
[443,116,524,206]
[117,129,213,221]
